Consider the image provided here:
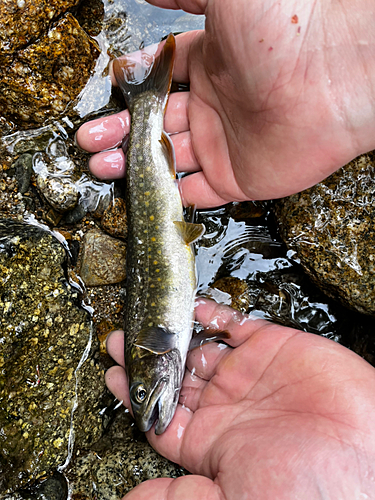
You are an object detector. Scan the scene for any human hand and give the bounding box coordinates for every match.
[105,298,375,500]
[76,0,375,208]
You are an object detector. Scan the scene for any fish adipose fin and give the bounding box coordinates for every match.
[174,220,205,245]
[135,326,176,354]
[113,33,175,113]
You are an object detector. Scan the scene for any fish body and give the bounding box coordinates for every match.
[113,35,204,434]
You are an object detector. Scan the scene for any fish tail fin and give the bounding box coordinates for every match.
[113,33,175,113]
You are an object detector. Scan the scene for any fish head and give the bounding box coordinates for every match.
[128,346,183,434]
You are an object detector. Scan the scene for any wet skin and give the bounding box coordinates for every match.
[106,298,375,500]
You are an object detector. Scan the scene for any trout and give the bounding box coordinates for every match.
[113,34,205,434]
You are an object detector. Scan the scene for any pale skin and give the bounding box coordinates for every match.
[76,0,375,497]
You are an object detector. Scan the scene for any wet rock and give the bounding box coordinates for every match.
[0,12,100,126]
[9,154,33,194]
[0,219,105,495]
[79,229,126,286]
[36,175,79,212]
[3,472,68,500]
[274,151,375,315]
[100,197,127,240]
[65,409,186,499]
[0,0,80,64]
[76,0,105,36]
[209,277,251,313]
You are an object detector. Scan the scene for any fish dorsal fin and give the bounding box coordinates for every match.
[113,34,175,113]
[135,326,176,354]
[174,221,205,245]
[189,329,231,351]
[161,132,176,176]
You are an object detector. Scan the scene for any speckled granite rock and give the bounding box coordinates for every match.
[0,0,80,64]
[0,11,99,126]
[274,151,375,315]
[79,229,127,286]
[0,219,105,495]
[65,409,186,499]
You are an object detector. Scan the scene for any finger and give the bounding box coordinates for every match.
[145,0,207,16]
[179,170,235,208]
[105,365,131,411]
[76,110,130,153]
[89,149,125,180]
[178,367,208,411]
[106,330,125,366]
[123,475,222,500]
[187,341,231,380]
[146,402,193,464]
[171,131,201,172]
[164,92,189,133]
[194,298,270,348]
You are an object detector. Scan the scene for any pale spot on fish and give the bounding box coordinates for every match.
[137,155,143,161]
[135,143,141,149]
[153,260,158,265]
[149,215,154,221]
[148,322,153,326]
[144,229,148,233]
[139,183,144,187]
[151,237,156,242]
[151,302,156,307]
[146,167,151,172]
[155,269,160,273]
[144,191,150,196]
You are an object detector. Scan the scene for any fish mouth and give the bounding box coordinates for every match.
[134,376,179,434]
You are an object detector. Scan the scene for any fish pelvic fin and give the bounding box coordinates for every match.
[189,329,231,351]
[135,326,176,355]
[113,33,175,113]
[174,220,205,245]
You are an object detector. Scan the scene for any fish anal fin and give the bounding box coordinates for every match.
[189,329,231,351]
[135,326,176,355]
[174,221,205,245]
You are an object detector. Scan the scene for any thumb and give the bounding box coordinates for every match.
[122,475,223,499]
[145,0,207,15]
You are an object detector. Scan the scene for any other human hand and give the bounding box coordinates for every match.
[76,0,375,208]
[105,299,375,499]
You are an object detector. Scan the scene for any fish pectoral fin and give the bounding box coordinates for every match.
[161,133,176,176]
[135,326,176,354]
[174,221,205,245]
[189,329,231,351]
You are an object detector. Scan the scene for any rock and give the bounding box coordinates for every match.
[10,153,33,194]
[100,197,127,240]
[0,219,105,495]
[79,229,127,286]
[0,0,81,64]
[65,409,186,499]
[209,277,251,313]
[274,151,375,315]
[36,174,79,212]
[0,12,99,126]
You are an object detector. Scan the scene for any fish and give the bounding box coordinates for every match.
[113,34,205,434]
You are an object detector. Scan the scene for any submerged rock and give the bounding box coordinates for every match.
[79,229,126,286]
[65,409,186,499]
[274,151,375,316]
[0,219,105,495]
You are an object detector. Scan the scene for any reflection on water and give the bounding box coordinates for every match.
[195,207,375,366]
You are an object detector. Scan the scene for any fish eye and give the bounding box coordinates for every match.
[133,384,147,404]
